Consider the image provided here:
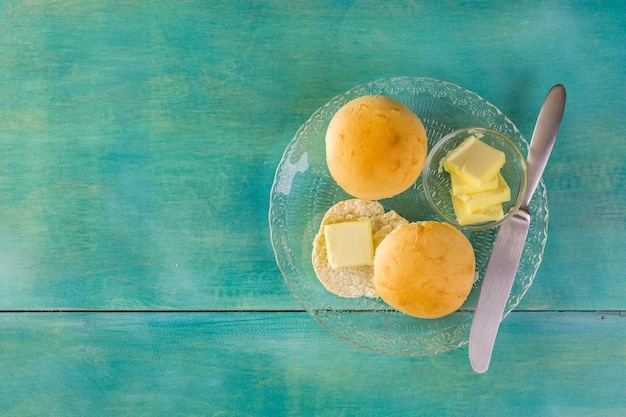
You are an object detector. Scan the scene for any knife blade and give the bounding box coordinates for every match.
[469,84,566,373]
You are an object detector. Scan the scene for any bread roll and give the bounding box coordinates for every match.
[374,221,475,318]
[325,95,428,200]
[312,199,408,298]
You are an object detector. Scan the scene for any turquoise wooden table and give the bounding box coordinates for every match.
[1,1,624,415]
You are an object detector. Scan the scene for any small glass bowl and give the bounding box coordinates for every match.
[423,127,528,231]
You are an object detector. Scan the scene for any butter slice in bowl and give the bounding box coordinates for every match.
[443,135,505,188]
[451,196,504,226]
[423,127,528,231]
[453,173,511,214]
[450,170,499,195]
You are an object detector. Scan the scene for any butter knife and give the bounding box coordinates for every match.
[469,84,566,373]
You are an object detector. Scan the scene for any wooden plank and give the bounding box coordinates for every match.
[0,311,624,416]
[0,1,623,310]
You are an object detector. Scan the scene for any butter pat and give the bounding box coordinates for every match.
[443,135,506,187]
[444,135,512,225]
[455,173,510,213]
[450,172,498,196]
[452,197,505,226]
[324,221,374,268]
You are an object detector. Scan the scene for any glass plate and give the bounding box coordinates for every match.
[269,77,548,356]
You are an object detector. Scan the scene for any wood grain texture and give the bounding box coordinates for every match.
[0,0,623,310]
[0,311,625,416]
[0,2,624,413]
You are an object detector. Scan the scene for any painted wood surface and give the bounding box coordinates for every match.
[0,0,623,311]
[0,312,625,416]
[0,0,624,415]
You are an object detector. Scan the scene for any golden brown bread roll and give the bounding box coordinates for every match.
[373,221,475,318]
[325,95,428,200]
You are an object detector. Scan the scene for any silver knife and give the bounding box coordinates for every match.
[469,84,566,373]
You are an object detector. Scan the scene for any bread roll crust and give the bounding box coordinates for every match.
[374,221,475,318]
[325,95,428,200]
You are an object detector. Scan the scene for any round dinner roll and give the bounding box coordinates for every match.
[374,221,475,319]
[325,95,428,200]
[312,199,408,298]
